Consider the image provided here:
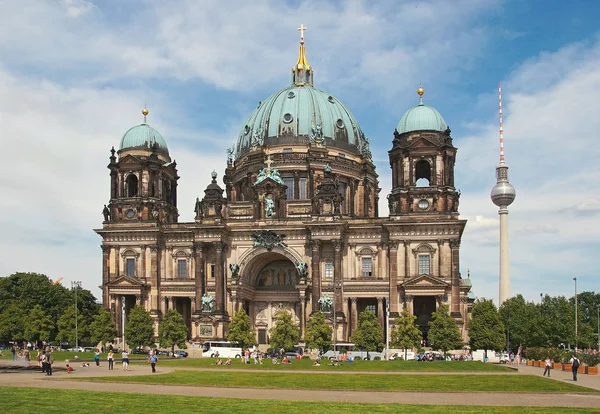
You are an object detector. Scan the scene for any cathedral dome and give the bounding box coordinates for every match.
[119,108,169,155]
[234,32,367,159]
[396,87,447,135]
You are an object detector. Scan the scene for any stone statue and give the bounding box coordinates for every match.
[318,296,333,313]
[324,163,332,175]
[194,197,202,219]
[229,263,240,280]
[265,197,275,218]
[102,205,111,222]
[309,123,324,145]
[226,147,234,165]
[251,127,264,147]
[201,294,215,313]
[295,261,308,280]
[359,136,372,160]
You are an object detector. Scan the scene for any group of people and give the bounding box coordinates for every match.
[542,354,581,381]
[35,348,55,376]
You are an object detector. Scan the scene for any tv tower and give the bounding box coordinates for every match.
[491,84,516,305]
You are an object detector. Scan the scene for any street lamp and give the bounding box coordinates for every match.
[597,307,599,352]
[122,296,126,351]
[330,280,342,357]
[71,281,82,350]
[573,277,578,352]
[385,299,390,361]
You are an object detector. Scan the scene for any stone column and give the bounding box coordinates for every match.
[388,241,399,316]
[149,245,160,313]
[404,241,410,279]
[168,296,174,310]
[377,297,384,327]
[167,247,173,279]
[140,245,147,279]
[114,245,120,277]
[214,241,225,315]
[101,246,110,307]
[310,240,321,312]
[351,298,358,335]
[332,240,343,315]
[450,239,461,317]
[193,242,204,313]
[300,297,306,338]
[160,297,166,315]
[437,239,443,277]
[405,295,413,315]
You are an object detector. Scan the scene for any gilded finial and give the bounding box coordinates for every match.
[142,107,149,123]
[417,83,424,105]
[293,24,313,86]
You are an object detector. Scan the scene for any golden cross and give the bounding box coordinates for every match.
[297,24,307,41]
[264,154,273,171]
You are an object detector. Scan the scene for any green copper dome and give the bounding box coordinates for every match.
[397,88,447,135]
[236,85,367,158]
[119,122,169,155]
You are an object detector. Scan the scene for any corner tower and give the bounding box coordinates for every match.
[387,86,460,217]
[105,108,179,224]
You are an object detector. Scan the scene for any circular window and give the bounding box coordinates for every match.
[328,96,335,103]
[244,125,250,135]
[283,113,293,124]
[336,119,345,129]
[126,209,136,219]
[287,91,295,99]
[418,199,430,210]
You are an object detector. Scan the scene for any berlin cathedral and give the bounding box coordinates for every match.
[96,30,474,347]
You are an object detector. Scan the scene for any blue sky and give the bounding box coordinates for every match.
[0,0,599,304]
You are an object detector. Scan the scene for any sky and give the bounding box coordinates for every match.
[0,0,599,306]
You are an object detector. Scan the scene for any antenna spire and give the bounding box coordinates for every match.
[498,83,505,163]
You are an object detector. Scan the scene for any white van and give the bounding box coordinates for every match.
[201,341,243,358]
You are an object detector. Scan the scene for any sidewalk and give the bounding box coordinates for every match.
[518,363,600,391]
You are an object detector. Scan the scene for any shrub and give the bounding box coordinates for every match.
[581,352,600,367]
[354,356,362,361]
[302,355,310,359]
[373,356,381,360]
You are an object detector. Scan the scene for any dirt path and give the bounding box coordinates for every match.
[1,361,599,408]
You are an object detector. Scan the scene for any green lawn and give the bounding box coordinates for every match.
[1,388,598,414]
[83,370,596,393]
[154,358,513,372]
[0,350,147,362]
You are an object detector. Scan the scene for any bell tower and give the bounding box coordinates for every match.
[104,108,179,224]
[387,86,460,217]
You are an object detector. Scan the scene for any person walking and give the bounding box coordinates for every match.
[149,351,158,373]
[122,349,130,371]
[41,351,47,374]
[46,351,54,376]
[542,356,552,377]
[94,349,101,367]
[107,349,114,370]
[570,354,580,382]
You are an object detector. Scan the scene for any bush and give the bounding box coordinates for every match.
[373,356,381,360]
[354,356,362,361]
[302,355,310,359]
[581,352,600,367]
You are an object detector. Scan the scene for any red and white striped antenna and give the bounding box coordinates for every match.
[498,83,505,163]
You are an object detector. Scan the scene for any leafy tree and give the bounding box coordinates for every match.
[158,309,188,356]
[89,308,117,348]
[468,299,505,352]
[0,303,26,342]
[269,310,300,352]
[304,311,332,354]
[391,308,422,360]
[428,305,463,354]
[124,305,156,350]
[227,309,256,350]
[499,295,545,349]
[350,309,383,356]
[24,305,54,348]
[539,295,573,347]
[56,304,88,346]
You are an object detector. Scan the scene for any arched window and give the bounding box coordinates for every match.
[126,174,138,197]
[415,160,431,187]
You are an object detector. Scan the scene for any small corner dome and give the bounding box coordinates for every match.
[396,87,447,134]
[119,109,169,156]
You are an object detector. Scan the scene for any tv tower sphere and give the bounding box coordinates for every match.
[491,173,516,207]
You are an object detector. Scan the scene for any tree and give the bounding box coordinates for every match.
[0,303,26,342]
[24,305,54,348]
[391,308,422,360]
[468,299,505,353]
[227,309,256,351]
[158,309,188,356]
[304,311,332,354]
[428,305,463,354]
[89,308,117,348]
[539,295,573,347]
[499,295,545,349]
[124,305,155,350]
[269,310,299,352]
[56,304,88,346]
[350,309,383,356]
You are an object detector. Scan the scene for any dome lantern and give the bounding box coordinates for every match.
[292,24,313,87]
[396,85,448,135]
[119,107,169,157]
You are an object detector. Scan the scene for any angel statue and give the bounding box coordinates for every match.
[309,123,324,145]
[201,294,215,313]
[295,261,309,280]
[317,296,333,313]
[229,263,240,280]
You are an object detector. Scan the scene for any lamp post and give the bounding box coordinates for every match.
[330,280,342,358]
[71,281,82,350]
[385,299,390,361]
[122,296,126,351]
[573,277,577,352]
[597,307,599,351]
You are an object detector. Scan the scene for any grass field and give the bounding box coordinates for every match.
[0,350,147,362]
[82,370,596,393]
[1,387,598,414]
[154,358,513,372]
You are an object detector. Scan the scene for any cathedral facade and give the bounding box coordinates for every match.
[96,34,473,347]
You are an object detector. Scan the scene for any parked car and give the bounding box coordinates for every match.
[284,351,302,359]
[156,350,173,357]
[174,350,188,358]
[132,348,148,355]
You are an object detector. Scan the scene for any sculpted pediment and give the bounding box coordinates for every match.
[407,136,438,149]
[402,274,448,288]
[118,154,141,165]
[105,275,145,288]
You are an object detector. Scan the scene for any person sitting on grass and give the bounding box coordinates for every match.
[271,356,278,364]
[66,364,74,373]
[313,360,321,367]
[225,358,232,366]
[216,358,223,365]
[282,356,291,364]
